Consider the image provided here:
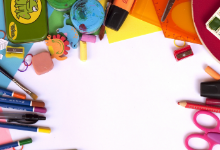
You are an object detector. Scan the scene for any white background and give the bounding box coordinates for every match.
[4,31,220,150]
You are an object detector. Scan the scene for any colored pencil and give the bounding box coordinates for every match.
[0,97,45,107]
[0,138,32,150]
[0,87,26,99]
[0,122,51,133]
[178,101,220,113]
[0,66,38,100]
[0,102,47,113]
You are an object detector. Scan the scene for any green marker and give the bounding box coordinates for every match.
[0,138,32,149]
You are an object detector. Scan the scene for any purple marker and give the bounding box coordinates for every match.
[0,102,47,113]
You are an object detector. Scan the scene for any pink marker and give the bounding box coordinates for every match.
[81,34,96,43]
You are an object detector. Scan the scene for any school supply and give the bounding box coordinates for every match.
[0,113,45,124]
[0,122,51,133]
[201,81,220,99]
[0,102,47,113]
[99,0,113,40]
[32,52,54,75]
[70,0,105,34]
[192,0,220,62]
[174,45,193,61]
[0,138,32,150]
[57,14,79,49]
[205,66,220,80]
[152,0,201,44]
[47,0,77,11]
[80,41,87,62]
[0,66,38,100]
[206,98,220,106]
[0,87,26,99]
[3,0,48,43]
[105,0,135,31]
[185,111,220,150]
[45,35,70,61]
[0,30,8,50]
[81,34,96,43]
[206,7,220,40]
[130,0,161,27]
[5,46,25,59]
[161,0,175,22]
[178,101,220,113]
[0,97,45,107]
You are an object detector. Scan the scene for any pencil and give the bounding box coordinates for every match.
[0,66,38,100]
[178,101,220,113]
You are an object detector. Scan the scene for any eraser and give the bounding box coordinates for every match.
[32,52,54,75]
[81,34,96,43]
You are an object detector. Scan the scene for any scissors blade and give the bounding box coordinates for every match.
[161,0,176,22]
[207,133,220,144]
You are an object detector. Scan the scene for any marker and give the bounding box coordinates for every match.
[0,87,26,99]
[178,101,220,113]
[0,122,51,133]
[0,102,47,113]
[0,97,45,107]
[201,81,220,99]
[206,98,220,105]
[0,138,32,150]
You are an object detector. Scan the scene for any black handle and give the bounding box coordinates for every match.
[0,66,14,80]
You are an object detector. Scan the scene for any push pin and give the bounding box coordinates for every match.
[174,45,194,61]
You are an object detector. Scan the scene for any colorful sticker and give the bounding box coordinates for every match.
[9,22,17,40]
[11,0,42,24]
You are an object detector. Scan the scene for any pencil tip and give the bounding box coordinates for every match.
[178,102,180,105]
[30,93,38,100]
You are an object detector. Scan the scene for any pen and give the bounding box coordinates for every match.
[0,138,32,150]
[0,87,26,99]
[0,102,47,113]
[0,122,51,133]
[0,113,46,124]
[0,96,45,107]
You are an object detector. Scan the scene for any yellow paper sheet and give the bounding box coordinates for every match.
[99,0,161,43]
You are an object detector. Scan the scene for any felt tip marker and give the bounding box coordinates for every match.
[0,97,45,107]
[0,87,26,99]
[0,138,32,150]
[0,122,51,133]
[0,102,47,113]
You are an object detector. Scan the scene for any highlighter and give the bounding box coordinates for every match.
[105,0,135,31]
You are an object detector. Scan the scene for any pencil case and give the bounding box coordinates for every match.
[3,0,48,44]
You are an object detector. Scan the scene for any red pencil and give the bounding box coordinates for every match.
[178,101,220,113]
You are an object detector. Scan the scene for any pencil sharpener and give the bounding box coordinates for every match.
[6,46,25,59]
[174,45,193,61]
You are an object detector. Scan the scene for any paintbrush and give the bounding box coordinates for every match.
[99,0,113,41]
[0,66,38,100]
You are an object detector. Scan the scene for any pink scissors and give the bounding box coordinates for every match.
[185,110,220,150]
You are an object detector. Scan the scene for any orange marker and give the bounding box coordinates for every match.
[205,66,220,80]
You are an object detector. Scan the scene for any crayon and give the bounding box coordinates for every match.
[0,87,26,99]
[0,102,47,113]
[0,122,50,133]
[0,97,45,107]
[0,138,32,150]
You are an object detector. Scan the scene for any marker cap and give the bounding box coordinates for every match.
[34,107,47,113]
[19,138,32,146]
[206,98,220,105]
[13,92,26,99]
[32,101,45,107]
[38,127,51,134]
[201,81,220,98]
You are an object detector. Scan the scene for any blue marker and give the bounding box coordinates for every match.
[0,122,51,134]
[0,87,26,99]
[0,102,47,113]
[0,138,32,150]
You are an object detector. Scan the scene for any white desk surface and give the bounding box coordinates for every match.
[4,31,220,150]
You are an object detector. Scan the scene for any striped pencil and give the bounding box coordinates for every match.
[178,101,220,113]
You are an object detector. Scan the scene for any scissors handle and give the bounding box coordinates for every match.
[185,134,214,150]
[193,111,220,133]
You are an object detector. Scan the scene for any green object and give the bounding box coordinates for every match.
[47,0,77,11]
[209,17,220,31]
[3,0,48,43]
[19,138,32,146]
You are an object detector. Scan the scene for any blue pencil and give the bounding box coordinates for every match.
[0,138,32,150]
[0,122,51,134]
